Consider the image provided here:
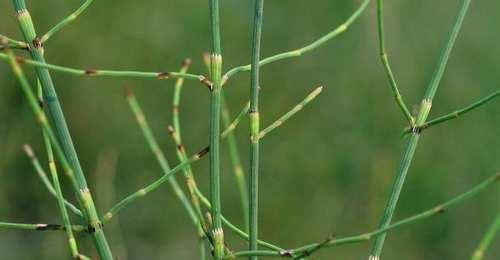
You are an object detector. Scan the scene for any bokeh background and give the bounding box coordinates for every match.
[0,0,499,259]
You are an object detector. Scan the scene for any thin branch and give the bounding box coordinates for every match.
[0,34,28,49]
[258,86,323,140]
[0,221,86,232]
[221,101,250,138]
[102,147,209,223]
[370,0,472,258]
[0,52,208,82]
[376,0,414,125]
[222,0,370,84]
[228,172,499,258]
[418,89,499,131]
[471,210,500,260]
[23,144,82,217]
[41,0,94,43]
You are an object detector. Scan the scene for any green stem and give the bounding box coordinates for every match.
[228,172,499,258]
[23,144,82,217]
[221,101,250,138]
[41,0,94,43]
[209,0,225,257]
[0,52,205,81]
[3,25,112,259]
[0,34,28,49]
[471,210,500,260]
[0,221,86,232]
[418,89,500,131]
[221,96,249,232]
[249,0,265,259]
[258,86,323,140]
[370,1,472,258]
[376,0,414,125]
[102,147,208,223]
[222,0,370,84]
[123,90,200,227]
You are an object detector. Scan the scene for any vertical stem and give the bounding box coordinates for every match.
[208,0,224,258]
[11,1,113,259]
[249,0,265,259]
[369,1,472,259]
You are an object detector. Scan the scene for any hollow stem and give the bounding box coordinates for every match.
[222,0,370,84]
[370,1,472,258]
[41,0,94,43]
[258,86,323,140]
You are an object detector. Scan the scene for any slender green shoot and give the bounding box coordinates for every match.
[41,0,94,43]
[208,0,225,257]
[0,52,206,82]
[249,0,265,258]
[471,210,500,260]
[221,96,249,232]
[258,86,323,140]
[122,89,200,227]
[229,172,500,258]
[0,34,28,49]
[170,59,208,260]
[221,101,250,138]
[370,1,472,258]
[172,58,192,140]
[102,147,209,223]
[376,0,414,125]
[22,144,82,217]
[0,221,86,232]
[417,89,499,132]
[222,0,370,84]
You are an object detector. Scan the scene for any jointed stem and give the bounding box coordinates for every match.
[123,90,200,228]
[370,1,472,258]
[470,210,500,260]
[258,86,323,140]
[229,172,500,258]
[41,0,94,43]
[249,0,265,259]
[222,0,370,84]
[376,0,414,125]
[221,101,250,138]
[7,4,113,254]
[209,0,225,257]
[0,34,28,49]
[0,52,206,81]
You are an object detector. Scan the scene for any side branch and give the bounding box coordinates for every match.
[0,221,86,232]
[41,0,94,43]
[0,52,208,82]
[229,172,499,258]
[222,0,370,83]
[258,86,323,140]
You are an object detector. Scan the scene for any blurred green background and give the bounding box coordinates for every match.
[0,0,499,259]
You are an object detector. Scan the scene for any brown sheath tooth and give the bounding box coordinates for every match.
[85,69,98,76]
[157,72,170,80]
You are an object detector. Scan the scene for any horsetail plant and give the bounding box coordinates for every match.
[1,0,499,259]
